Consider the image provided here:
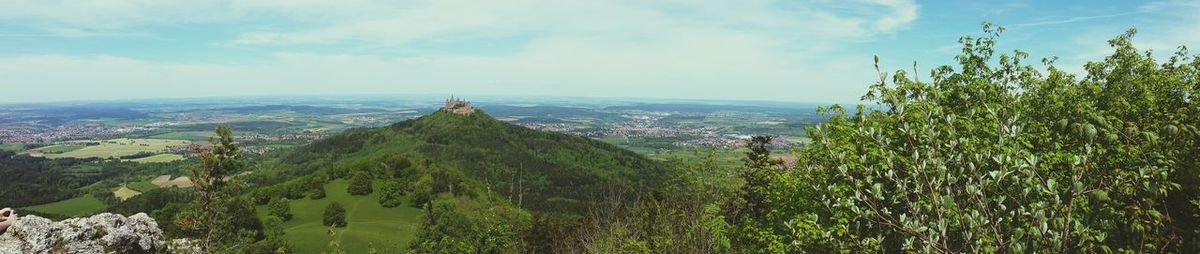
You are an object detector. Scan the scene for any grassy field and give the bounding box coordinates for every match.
[598,135,629,146]
[646,147,748,167]
[44,138,190,159]
[257,179,422,254]
[113,186,142,200]
[125,181,161,192]
[148,131,214,141]
[0,143,23,152]
[129,153,185,163]
[40,144,86,154]
[23,195,106,217]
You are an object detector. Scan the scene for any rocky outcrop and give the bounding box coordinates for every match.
[0,213,165,254]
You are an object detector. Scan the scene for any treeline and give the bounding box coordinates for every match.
[0,154,190,208]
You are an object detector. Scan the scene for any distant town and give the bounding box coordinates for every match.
[0,97,818,160]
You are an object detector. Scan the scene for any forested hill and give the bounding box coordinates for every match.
[262,107,669,213]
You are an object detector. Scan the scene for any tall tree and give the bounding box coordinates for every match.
[267,197,292,221]
[324,202,347,227]
[348,170,374,196]
[174,125,251,251]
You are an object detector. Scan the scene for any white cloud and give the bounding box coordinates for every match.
[1015,11,1145,28]
[0,0,918,103]
[0,33,876,103]
[1133,0,1200,55]
[865,0,919,32]
[1059,0,1200,75]
[219,0,920,48]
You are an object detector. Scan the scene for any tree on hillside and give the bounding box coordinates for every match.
[386,155,414,178]
[309,184,326,200]
[324,202,347,227]
[410,198,532,253]
[725,135,789,251]
[409,175,435,208]
[738,23,1199,252]
[174,125,255,251]
[379,181,406,208]
[348,171,374,196]
[262,216,285,239]
[729,135,782,221]
[247,216,292,254]
[267,197,292,221]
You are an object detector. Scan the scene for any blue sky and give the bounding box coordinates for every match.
[1,0,1197,104]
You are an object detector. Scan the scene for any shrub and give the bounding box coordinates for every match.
[379,181,405,208]
[348,171,373,196]
[733,25,1200,252]
[308,185,326,200]
[267,197,292,221]
[324,202,347,227]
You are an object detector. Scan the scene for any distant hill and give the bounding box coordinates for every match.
[603,102,815,114]
[269,107,669,213]
[0,106,148,125]
[239,105,672,252]
[201,105,390,115]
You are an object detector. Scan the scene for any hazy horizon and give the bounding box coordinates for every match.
[0,92,843,109]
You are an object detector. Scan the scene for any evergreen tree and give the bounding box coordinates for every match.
[173,125,249,251]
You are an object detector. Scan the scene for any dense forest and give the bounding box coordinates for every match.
[0,152,191,209]
[4,24,1198,253]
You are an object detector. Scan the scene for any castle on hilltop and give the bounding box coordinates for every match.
[443,96,475,115]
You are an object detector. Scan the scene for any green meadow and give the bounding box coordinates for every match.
[23,195,106,217]
[113,186,142,200]
[44,138,189,159]
[148,131,214,141]
[129,153,185,163]
[257,179,423,254]
[125,181,161,192]
[40,144,86,154]
[0,143,22,152]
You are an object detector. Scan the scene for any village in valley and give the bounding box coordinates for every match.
[1,96,815,164]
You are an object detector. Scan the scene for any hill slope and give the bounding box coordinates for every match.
[272,108,668,212]
[243,107,672,252]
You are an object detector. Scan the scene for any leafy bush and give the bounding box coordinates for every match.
[409,176,434,208]
[308,185,326,200]
[734,24,1200,252]
[379,181,406,208]
[348,171,373,196]
[410,198,532,253]
[324,202,347,227]
[267,197,292,221]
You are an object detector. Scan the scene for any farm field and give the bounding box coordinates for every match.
[113,186,142,201]
[129,153,185,163]
[43,138,190,159]
[22,195,106,217]
[151,175,194,188]
[147,131,214,141]
[256,179,422,254]
[0,143,23,152]
[39,144,86,154]
[125,180,160,192]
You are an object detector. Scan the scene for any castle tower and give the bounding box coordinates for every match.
[443,95,474,115]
